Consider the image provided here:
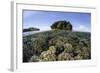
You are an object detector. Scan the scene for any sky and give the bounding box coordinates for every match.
[23,10,91,32]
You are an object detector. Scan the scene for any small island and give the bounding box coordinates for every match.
[23,27,40,32]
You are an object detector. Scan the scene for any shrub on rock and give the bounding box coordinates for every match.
[51,20,72,31]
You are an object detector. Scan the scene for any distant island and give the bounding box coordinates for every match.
[23,27,40,32]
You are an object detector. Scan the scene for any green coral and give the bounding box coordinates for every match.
[23,30,91,62]
[39,46,56,61]
[58,52,73,60]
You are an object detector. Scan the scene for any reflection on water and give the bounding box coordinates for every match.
[23,31,41,36]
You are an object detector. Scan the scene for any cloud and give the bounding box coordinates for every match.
[37,26,51,31]
[73,25,91,32]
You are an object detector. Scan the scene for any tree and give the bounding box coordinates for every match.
[51,20,72,31]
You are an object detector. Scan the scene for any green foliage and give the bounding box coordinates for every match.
[51,20,72,31]
[23,30,91,62]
